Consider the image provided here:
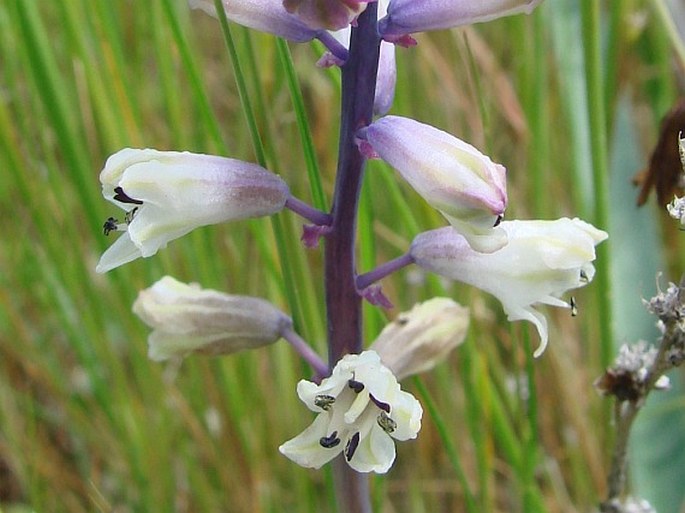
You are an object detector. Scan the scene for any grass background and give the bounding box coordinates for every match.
[1,0,685,511]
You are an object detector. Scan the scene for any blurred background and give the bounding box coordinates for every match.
[1,0,685,511]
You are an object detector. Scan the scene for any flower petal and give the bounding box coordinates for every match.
[346,424,396,474]
[279,413,344,469]
[96,232,142,273]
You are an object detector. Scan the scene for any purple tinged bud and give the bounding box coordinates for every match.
[189,0,319,42]
[379,0,543,38]
[133,276,292,361]
[365,116,508,253]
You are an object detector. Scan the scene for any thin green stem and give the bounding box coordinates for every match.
[581,0,614,370]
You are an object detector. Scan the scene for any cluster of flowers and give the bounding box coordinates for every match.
[96,0,606,474]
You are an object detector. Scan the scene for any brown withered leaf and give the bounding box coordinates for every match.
[634,98,685,206]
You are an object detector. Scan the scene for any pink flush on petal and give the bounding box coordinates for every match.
[283,0,371,30]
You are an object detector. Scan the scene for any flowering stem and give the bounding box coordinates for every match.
[280,326,329,379]
[356,252,414,290]
[285,196,332,226]
[324,6,380,513]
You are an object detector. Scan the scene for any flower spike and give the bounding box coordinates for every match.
[96,148,289,273]
[410,218,608,356]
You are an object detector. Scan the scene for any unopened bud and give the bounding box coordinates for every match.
[370,297,469,380]
[133,276,292,361]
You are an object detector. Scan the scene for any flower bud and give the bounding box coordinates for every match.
[133,276,292,361]
[370,298,469,380]
[410,218,608,356]
[283,0,368,30]
[365,116,508,253]
[189,0,318,42]
[379,0,543,38]
[96,148,289,273]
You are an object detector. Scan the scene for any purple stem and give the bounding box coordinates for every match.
[356,252,415,290]
[316,31,350,63]
[324,6,379,513]
[281,326,329,379]
[285,196,332,226]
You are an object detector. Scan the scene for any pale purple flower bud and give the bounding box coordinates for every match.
[133,276,292,361]
[379,0,544,38]
[410,218,608,357]
[370,298,469,380]
[97,148,289,273]
[365,115,508,253]
[189,0,318,42]
[283,0,369,30]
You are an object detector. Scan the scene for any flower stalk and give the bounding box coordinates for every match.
[323,5,380,512]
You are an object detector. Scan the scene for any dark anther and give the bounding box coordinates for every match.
[319,431,341,449]
[113,186,143,205]
[314,394,336,411]
[348,379,365,393]
[345,432,361,461]
[580,269,589,282]
[570,296,578,317]
[369,394,391,413]
[493,214,503,227]
[103,217,119,236]
[124,207,139,224]
[377,411,397,434]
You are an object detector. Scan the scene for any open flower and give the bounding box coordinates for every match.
[283,0,369,30]
[364,115,508,253]
[410,218,608,356]
[279,351,422,473]
[379,0,543,39]
[97,148,289,273]
[371,298,469,380]
[133,276,292,361]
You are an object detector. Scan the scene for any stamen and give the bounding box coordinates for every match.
[369,394,391,413]
[348,379,365,393]
[124,207,139,224]
[314,394,336,411]
[377,411,397,434]
[580,269,589,282]
[345,432,361,461]
[319,431,341,449]
[570,296,578,317]
[103,217,119,236]
[113,186,143,205]
[493,214,503,227]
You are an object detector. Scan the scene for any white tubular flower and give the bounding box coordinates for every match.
[283,0,369,30]
[370,298,469,380]
[410,218,608,357]
[365,116,508,253]
[379,0,543,38]
[133,276,292,361]
[279,351,422,473]
[96,148,289,273]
